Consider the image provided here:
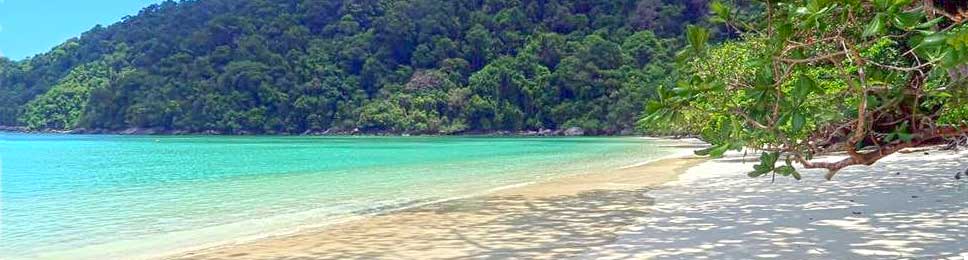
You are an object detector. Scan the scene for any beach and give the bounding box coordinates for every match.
[169,154,708,259]
[0,135,692,260]
[169,143,968,260]
[3,0,964,259]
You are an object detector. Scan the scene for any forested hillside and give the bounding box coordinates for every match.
[0,0,716,135]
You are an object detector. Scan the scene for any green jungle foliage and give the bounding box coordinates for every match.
[641,0,968,179]
[0,0,717,134]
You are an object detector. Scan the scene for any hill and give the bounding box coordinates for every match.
[0,0,715,135]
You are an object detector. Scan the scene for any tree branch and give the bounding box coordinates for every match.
[776,51,847,64]
[796,126,968,180]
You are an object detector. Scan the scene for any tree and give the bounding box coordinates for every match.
[21,63,112,129]
[642,0,968,180]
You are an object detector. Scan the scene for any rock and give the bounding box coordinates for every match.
[0,126,29,133]
[538,129,554,136]
[563,127,585,136]
[84,128,104,134]
[119,127,166,135]
[619,129,634,136]
[120,128,142,135]
[491,130,511,136]
[301,129,331,136]
[201,130,222,135]
[68,128,89,134]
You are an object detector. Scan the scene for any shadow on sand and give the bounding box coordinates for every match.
[175,187,663,260]
[582,151,968,260]
[174,151,967,260]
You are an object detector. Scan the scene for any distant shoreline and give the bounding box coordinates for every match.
[0,125,693,138]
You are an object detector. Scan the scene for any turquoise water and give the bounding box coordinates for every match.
[0,134,680,259]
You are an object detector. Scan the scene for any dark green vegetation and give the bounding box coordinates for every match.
[0,0,717,135]
[641,0,968,179]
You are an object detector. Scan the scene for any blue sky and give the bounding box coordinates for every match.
[0,0,164,60]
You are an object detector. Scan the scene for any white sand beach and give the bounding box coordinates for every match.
[585,148,968,259]
[168,140,967,260]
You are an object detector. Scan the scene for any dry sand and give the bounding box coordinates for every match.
[583,149,968,259]
[168,154,707,260]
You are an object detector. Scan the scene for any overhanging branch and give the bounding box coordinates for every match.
[795,126,968,180]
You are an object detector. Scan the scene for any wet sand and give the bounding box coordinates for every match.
[169,156,706,260]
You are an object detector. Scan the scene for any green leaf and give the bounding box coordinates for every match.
[884,132,897,143]
[794,77,816,100]
[891,0,913,8]
[898,132,913,142]
[694,146,713,156]
[748,166,771,177]
[863,13,887,38]
[777,22,794,41]
[920,33,948,47]
[873,0,891,9]
[891,11,924,30]
[710,1,732,22]
[792,112,806,133]
[915,17,945,30]
[708,143,731,158]
[775,165,797,176]
[747,152,779,178]
[686,25,710,54]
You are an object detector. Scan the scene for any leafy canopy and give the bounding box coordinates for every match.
[642,0,968,179]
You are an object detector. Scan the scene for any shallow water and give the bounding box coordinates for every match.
[0,134,679,259]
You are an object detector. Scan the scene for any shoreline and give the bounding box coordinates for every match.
[165,153,708,259]
[18,137,705,260]
[0,125,698,139]
[160,144,967,259]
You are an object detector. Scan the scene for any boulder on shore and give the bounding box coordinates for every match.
[563,127,585,136]
[538,129,555,136]
[120,127,163,135]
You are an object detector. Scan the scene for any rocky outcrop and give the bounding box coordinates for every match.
[119,128,168,135]
[563,127,585,136]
